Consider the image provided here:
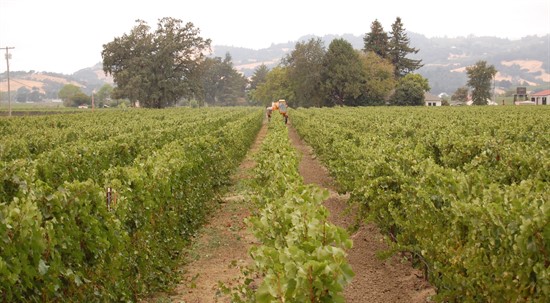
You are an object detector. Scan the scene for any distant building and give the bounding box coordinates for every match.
[424,92,441,106]
[514,87,529,102]
[530,89,550,105]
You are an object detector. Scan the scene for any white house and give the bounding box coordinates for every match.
[424,92,442,106]
[530,89,550,105]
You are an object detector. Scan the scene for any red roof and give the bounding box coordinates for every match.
[532,89,550,96]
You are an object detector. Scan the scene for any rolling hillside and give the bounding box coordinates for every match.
[1,33,548,98]
[0,63,113,101]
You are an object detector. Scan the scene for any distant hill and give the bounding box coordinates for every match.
[1,33,548,98]
[0,62,113,101]
[212,33,550,95]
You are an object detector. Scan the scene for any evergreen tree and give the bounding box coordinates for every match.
[466,60,497,105]
[250,64,269,90]
[217,53,248,106]
[388,17,423,78]
[363,19,389,60]
[247,64,270,105]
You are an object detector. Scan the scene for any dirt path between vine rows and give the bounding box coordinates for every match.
[145,120,434,302]
[142,121,268,303]
[286,124,435,303]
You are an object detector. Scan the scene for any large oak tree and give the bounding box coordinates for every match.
[102,18,211,108]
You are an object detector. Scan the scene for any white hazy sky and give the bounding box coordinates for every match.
[1,0,549,74]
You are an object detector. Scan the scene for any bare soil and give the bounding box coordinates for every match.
[147,119,435,302]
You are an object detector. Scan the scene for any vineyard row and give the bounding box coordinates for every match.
[1,108,263,301]
[291,106,549,302]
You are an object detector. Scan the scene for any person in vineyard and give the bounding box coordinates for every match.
[266,106,273,121]
[276,99,289,124]
[269,100,289,124]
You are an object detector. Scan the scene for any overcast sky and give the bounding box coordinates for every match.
[1,0,549,74]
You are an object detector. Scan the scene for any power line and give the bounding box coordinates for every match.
[10,78,41,89]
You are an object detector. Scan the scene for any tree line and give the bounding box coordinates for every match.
[55,17,495,109]
[0,17,499,109]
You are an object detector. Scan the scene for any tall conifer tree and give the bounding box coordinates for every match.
[388,17,423,78]
[363,19,389,60]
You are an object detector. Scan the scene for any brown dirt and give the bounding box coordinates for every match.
[287,124,435,303]
[147,119,435,302]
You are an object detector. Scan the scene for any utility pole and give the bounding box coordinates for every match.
[2,46,15,117]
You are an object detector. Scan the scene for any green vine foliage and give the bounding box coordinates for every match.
[227,119,354,302]
[291,106,549,302]
[0,108,263,302]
